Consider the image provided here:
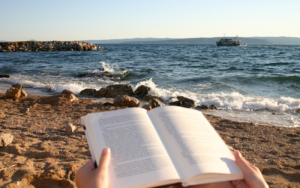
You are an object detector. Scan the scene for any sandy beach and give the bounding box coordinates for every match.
[0,92,300,188]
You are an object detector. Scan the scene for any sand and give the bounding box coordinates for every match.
[0,93,299,188]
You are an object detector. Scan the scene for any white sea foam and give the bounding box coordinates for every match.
[1,75,299,127]
[100,61,128,75]
[54,83,85,95]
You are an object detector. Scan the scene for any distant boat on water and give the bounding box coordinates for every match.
[216,36,247,46]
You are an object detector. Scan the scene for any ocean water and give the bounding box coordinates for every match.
[0,44,299,127]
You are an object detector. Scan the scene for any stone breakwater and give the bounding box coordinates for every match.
[0,41,104,52]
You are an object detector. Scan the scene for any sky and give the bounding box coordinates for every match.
[1,0,300,41]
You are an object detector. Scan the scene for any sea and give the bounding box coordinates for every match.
[0,44,299,127]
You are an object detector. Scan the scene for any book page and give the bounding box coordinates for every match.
[148,106,242,182]
[85,108,181,188]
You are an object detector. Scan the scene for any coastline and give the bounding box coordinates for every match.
[0,91,299,187]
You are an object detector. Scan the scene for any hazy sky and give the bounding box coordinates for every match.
[1,0,299,41]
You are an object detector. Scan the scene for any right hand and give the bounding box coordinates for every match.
[232,151,269,188]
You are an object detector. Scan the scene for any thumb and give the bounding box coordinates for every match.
[234,151,257,175]
[97,147,111,176]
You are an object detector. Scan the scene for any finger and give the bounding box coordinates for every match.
[234,151,256,174]
[97,147,111,174]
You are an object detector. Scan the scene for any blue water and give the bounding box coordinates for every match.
[0,44,299,126]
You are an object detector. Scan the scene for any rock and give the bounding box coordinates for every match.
[5,86,22,99]
[199,105,210,109]
[177,96,196,108]
[133,85,151,97]
[0,133,14,147]
[149,98,163,109]
[142,104,152,111]
[181,101,196,108]
[250,122,258,127]
[95,84,134,98]
[177,96,193,103]
[20,90,28,98]
[113,95,140,107]
[65,123,76,133]
[169,101,181,106]
[103,102,114,106]
[143,94,163,102]
[0,75,10,78]
[20,108,30,113]
[12,84,22,90]
[106,84,133,98]
[296,108,300,113]
[0,112,5,118]
[48,87,55,92]
[94,88,108,97]
[79,89,96,96]
[41,94,78,104]
[62,89,73,94]
[210,105,217,110]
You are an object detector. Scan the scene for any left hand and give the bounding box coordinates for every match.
[76,147,111,188]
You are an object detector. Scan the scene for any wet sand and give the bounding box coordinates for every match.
[0,93,299,188]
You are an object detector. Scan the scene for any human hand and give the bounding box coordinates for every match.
[232,151,268,188]
[76,147,111,188]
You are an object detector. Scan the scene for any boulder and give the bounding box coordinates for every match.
[177,96,196,108]
[0,133,14,147]
[169,101,181,106]
[0,75,10,78]
[181,101,196,108]
[149,98,163,109]
[113,95,140,107]
[133,85,151,97]
[95,84,134,98]
[48,87,55,92]
[94,88,108,97]
[62,89,73,94]
[143,94,163,102]
[106,84,133,98]
[142,104,152,111]
[5,86,22,99]
[79,89,96,96]
[210,105,218,110]
[65,123,76,133]
[41,94,78,104]
[20,90,28,98]
[199,105,210,109]
[103,102,114,106]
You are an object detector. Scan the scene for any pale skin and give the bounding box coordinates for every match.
[76,149,268,188]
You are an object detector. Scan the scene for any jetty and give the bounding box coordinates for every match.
[0,41,104,52]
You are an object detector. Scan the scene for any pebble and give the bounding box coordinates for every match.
[65,123,76,133]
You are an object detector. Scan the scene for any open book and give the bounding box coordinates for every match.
[81,106,243,188]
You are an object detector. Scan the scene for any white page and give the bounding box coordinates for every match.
[86,108,181,188]
[148,106,242,182]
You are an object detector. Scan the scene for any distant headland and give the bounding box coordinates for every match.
[0,41,104,52]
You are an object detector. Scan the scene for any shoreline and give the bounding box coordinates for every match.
[0,92,299,187]
[0,81,299,128]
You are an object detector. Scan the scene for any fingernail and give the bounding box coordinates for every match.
[237,151,242,158]
[102,147,110,155]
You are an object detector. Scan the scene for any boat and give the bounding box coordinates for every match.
[216,36,243,46]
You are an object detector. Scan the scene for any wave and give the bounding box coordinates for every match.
[134,78,300,113]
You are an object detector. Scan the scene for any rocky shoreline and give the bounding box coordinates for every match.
[0,41,104,52]
[0,84,300,187]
